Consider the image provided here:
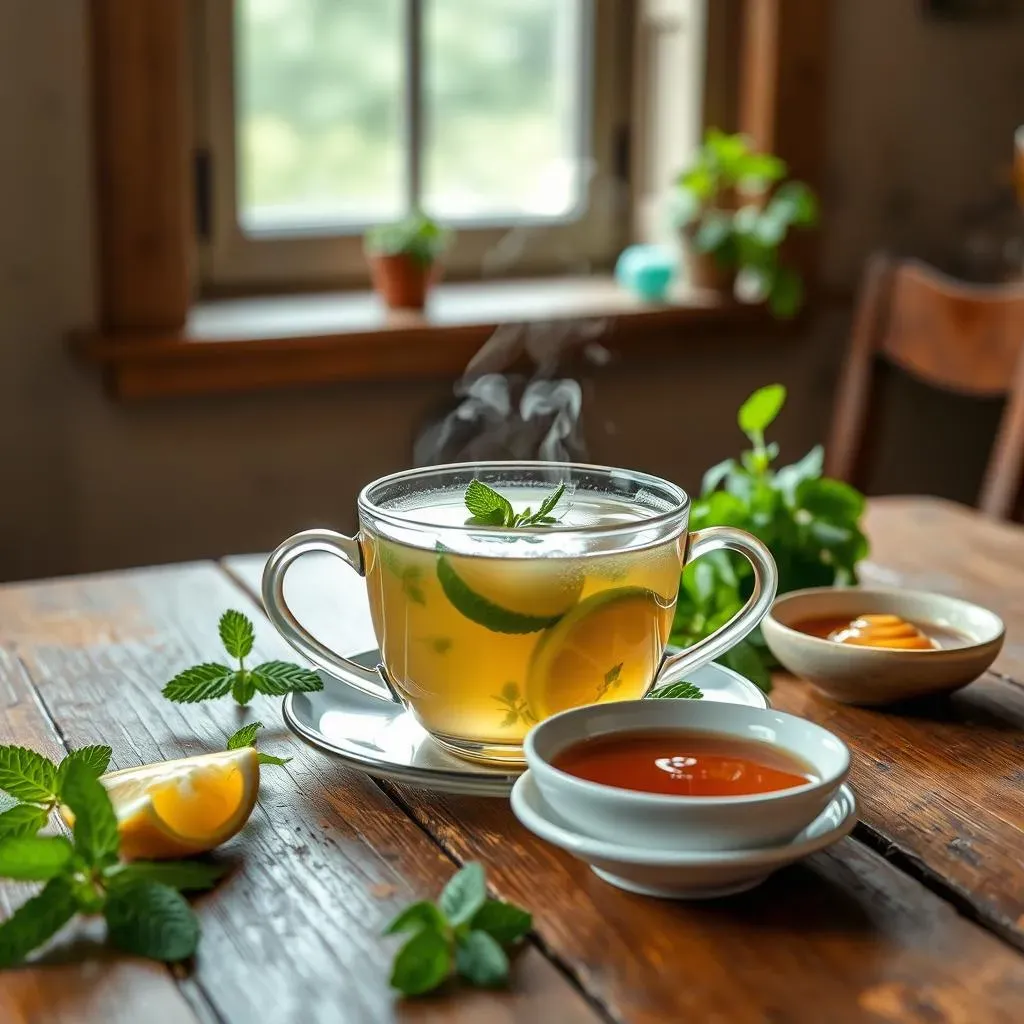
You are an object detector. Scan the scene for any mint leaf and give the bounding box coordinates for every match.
[219,609,255,660]
[104,881,200,962]
[0,835,74,880]
[257,753,292,766]
[250,661,323,696]
[390,927,452,996]
[0,876,78,968]
[231,671,256,706]
[470,899,531,945]
[455,930,509,988]
[56,745,112,791]
[61,761,119,868]
[108,860,226,893]
[0,746,57,804]
[439,862,486,927]
[464,480,513,526]
[226,722,263,750]
[0,804,49,839]
[738,383,786,438]
[384,900,447,936]
[648,681,704,700]
[162,663,235,703]
[535,482,566,520]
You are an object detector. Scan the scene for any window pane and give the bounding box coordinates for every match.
[423,0,586,221]
[236,0,405,233]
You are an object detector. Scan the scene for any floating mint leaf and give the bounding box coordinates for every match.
[0,836,74,881]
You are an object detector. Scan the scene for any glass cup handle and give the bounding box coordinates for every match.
[654,527,778,689]
[261,529,402,704]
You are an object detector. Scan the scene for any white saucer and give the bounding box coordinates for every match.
[510,772,857,898]
[282,652,769,797]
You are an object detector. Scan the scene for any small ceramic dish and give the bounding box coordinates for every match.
[523,700,849,852]
[762,587,1005,705]
[511,771,857,899]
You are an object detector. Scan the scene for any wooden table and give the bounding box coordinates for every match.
[2,496,1024,1023]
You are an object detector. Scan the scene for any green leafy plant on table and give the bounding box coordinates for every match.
[365,210,451,311]
[0,759,223,966]
[163,609,323,706]
[386,862,532,996]
[671,384,869,691]
[672,128,818,317]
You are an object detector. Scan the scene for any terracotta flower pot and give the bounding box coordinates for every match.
[678,187,764,297]
[679,232,737,294]
[368,253,439,311]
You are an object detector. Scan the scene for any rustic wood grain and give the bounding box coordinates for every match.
[389,787,1024,1024]
[1,563,598,1024]
[0,647,199,1024]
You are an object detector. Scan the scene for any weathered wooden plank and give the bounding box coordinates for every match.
[1,564,598,1024]
[861,496,1024,683]
[390,788,1024,1024]
[0,647,199,1024]
[223,539,1024,1022]
[770,671,1024,949]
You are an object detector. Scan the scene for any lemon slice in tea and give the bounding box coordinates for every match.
[436,551,583,634]
[526,587,669,721]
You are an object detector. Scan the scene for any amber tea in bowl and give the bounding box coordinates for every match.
[553,729,816,798]
[525,700,849,851]
[263,462,778,766]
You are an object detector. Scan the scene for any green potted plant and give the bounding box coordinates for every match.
[365,211,451,311]
[672,129,819,317]
[671,384,869,690]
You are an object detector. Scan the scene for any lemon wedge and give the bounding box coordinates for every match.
[63,748,260,860]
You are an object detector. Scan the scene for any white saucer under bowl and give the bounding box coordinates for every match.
[510,771,857,898]
[282,650,769,797]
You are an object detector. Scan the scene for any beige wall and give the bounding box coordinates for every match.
[0,2,1020,581]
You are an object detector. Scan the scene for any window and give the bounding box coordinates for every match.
[196,0,704,290]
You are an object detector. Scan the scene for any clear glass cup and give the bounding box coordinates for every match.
[263,462,778,765]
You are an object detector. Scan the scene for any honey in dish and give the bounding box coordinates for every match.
[552,729,816,797]
[793,613,969,651]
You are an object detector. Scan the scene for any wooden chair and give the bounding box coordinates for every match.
[826,254,1024,519]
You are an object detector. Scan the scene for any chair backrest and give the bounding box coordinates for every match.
[826,254,1024,519]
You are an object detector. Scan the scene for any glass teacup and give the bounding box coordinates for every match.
[263,462,777,765]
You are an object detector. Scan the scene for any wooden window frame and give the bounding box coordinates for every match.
[78,0,832,400]
[198,0,627,292]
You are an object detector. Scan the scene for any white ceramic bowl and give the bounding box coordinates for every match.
[523,700,850,852]
[762,587,1005,705]
[511,771,858,899]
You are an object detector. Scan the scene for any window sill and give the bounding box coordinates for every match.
[73,275,784,400]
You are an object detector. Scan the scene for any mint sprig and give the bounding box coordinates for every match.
[0,761,225,966]
[385,862,531,997]
[0,743,112,839]
[162,609,323,707]
[225,722,292,767]
[464,480,567,529]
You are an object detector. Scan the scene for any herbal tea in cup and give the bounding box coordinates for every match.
[263,463,778,765]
